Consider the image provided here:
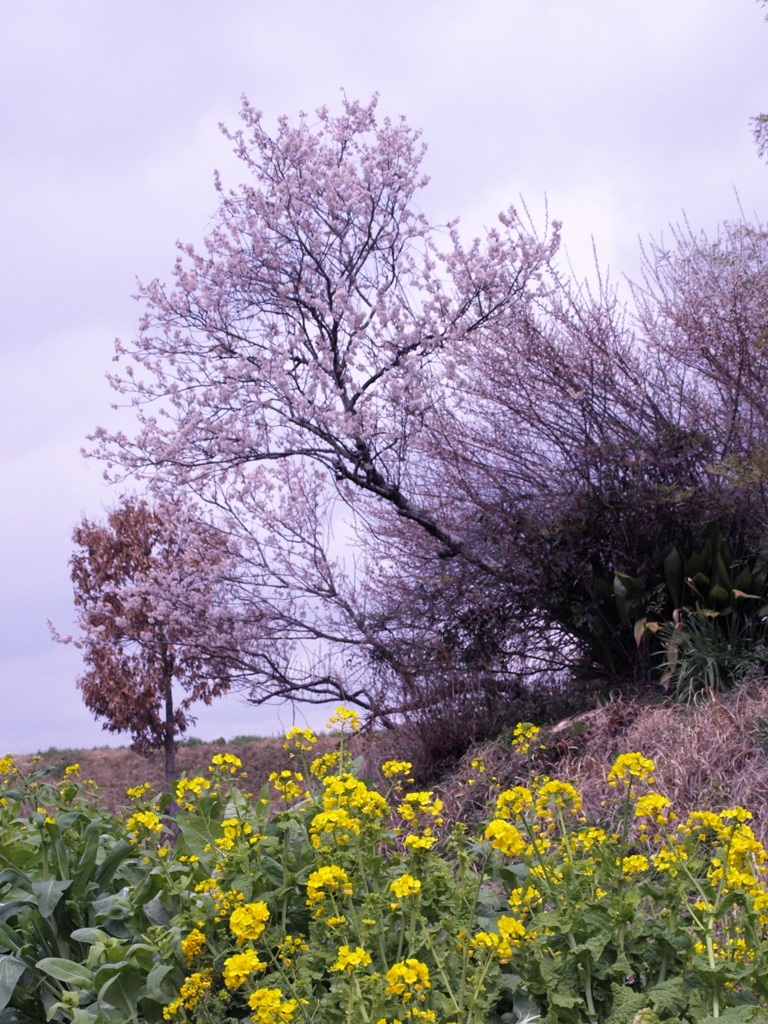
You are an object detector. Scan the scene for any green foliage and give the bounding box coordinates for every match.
[638,527,768,697]
[592,526,768,697]
[3,719,768,1024]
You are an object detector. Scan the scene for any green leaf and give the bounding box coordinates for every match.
[35,957,95,988]
[664,544,685,609]
[549,990,582,1009]
[698,1008,765,1024]
[31,879,71,918]
[70,1010,97,1024]
[0,920,20,955]
[644,976,686,1015]
[142,898,170,927]
[145,963,174,1003]
[69,928,110,945]
[98,965,144,1016]
[0,956,26,1011]
[604,985,647,1024]
[71,824,101,899]
[93,841,134,887]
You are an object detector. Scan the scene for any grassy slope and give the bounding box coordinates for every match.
[14,734,340,813]
[13,687,768,840]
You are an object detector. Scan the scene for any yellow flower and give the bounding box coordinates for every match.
[534,779,582,818]
[278,935,310,964]
[484,819,527,857]
[229,902,270,943]
[326,706,361,732]
[404,830,438,851]
[496,786,533,820]
[390,874,422,898]
[397,791,443,822]
[634,792,672,824]
[323,773,388,816]
[382,760,413,778]
[283,726,318,751]
[180,928,206,965]
[222,949,267,989]
[721,806,753,823]
[508,885,541,913]
[64,763,80,776]
[163,969,213,1018]
[248,988,299,1024]
[309,751,343,779]
[209,752,242,774]
[607,752,655,788]
[126,782,151,800]
[621,855,650,876]
[175,775,211,802]
[470,916,524,962]
[653,844,687,874]
[216,816,253,851]
[126,810,163,839]
[571,827,607,853]
[0,756,16,777]
[330,944,373,971]
[512,722,541,755]
[306,865,353,906]
[386,959,431,1001]
[310,807,361,848]
[270,770,309,802]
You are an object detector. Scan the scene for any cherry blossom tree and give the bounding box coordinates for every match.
[92,95,561,719]
[59,496,248,787]
[91,94,768,745]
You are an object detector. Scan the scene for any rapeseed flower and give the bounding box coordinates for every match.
[621,855,650,875]
[496,786,533,820]
[162,969,213,1018]
[306,865,353,906]
[607,752,655,788]
[180,928,206,965]
[270,770,309,802]
[222,949,267,989]
[386,959,431,1002]
[404,829,438,851]
[634,792,673,825]
[248,988,299,1024]
[484,819,526,856]
[283,726,318,752]
[209,752,242,774]
[327,706,361,732]
[330,944,372,971]
[126,810,162,841]
[512,722,541,755]
[229,901,270,943]
[534,779,582,818]
[390,874,422,898]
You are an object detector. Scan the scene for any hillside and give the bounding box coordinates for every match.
[13,686,768,842]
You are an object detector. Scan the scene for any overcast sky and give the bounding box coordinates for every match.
[1,0,766,754]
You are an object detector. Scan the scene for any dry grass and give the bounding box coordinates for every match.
[553,688,768,843]
[435,687,768,843]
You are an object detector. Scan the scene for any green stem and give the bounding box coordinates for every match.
[706,928,719,1018]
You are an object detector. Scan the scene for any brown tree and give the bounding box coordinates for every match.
[64,496,245,788]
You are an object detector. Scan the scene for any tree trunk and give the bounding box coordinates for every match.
[163,665,176,792]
